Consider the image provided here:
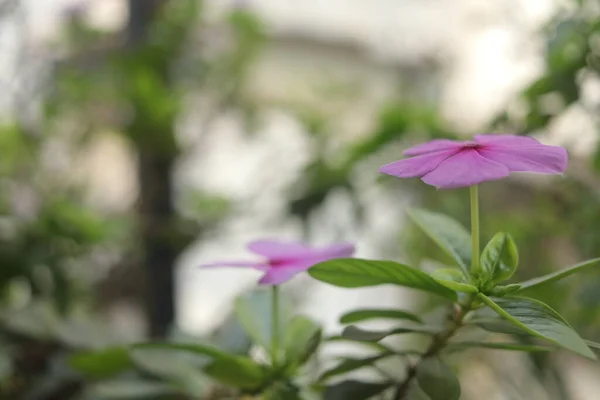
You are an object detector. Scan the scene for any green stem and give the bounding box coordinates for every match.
[271,285,280,367]
[470,184,480,275]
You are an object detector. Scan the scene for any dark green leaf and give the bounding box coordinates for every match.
[309,258,457,301]
[132,342,229,360]
[319,353,393,381]
[203,356,268,390]
[477,294,595,359]
[342,325,439,342]
[69,347,132,379]
[416,358,460,400]
[431,268,478,293]
[479,233,518,284]
[324,380,392,400]
[340,309,422,325]
[514,258,600,292]
[446,341,553,352]
[283,315,322,369]
[407,208,471,274]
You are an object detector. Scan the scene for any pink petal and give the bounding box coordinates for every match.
[379,149,460,179]
[316,242,355,259]
[258,267,305,285]
[474,134,539,146]
[477,145,567,174]
[200,261,268,271]
[247,240,314,259]
[403,139,466,156]
[422,149,510,189]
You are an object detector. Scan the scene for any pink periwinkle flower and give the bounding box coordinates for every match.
[201,240,355,285]
[379,134,568,189]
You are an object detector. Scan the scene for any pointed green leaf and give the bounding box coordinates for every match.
[480,233,518,284]
[584,339,600,351]
[308,258,457,301]
[203,356,268,390]
[477,294,595,359]
[69,347,132,379]
[342,325,439,342]
[514,258,600,292]
[324,380,393,400]
[283,316,322,369]
[431,268,478,293]
[319,353,394,381]
[416,357,460,400]
[446,341,553,353]
[340,308,422,325]
[132,342,229,360]
[407,208,471,275]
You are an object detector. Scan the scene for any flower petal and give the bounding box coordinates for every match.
[477,145,567,174]
[379,149,459,179]
[316,242,355,259]
[474,134,539,146]
[200,261,269,271]
[403,139,465,156]
[258,267,305,285]
[247,240,314,259]
[422,149,510,188]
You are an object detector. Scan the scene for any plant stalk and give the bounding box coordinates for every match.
[271,285,280,368]
[470,184,480,275]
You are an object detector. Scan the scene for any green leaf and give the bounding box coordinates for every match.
[584,339,600,351]
[407,208,471,275]
[340,309,422,325]
[490,284,521,297]
[87,380,175,399]
[324,380,393,400]
[477,294,595,359]
[479,233,518,284]
[132,342,229,360]
[283,316,322,369]
[342,325,438,342]
[431,269,478,293]
[319,353,394,381]
[446,341,554,353]
[416,358,461,400]
[514,258,600,292]
[264,382,302,400]
[69,347,132,379]
[309,258,457,301]
[203,356,268,390]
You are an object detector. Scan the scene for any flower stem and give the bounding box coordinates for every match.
[470,184,480,275]
[271,285,280,368]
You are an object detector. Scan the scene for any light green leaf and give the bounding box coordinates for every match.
[490,283,521,297]
[584,339,600,351]
[319,353,393,381]
[416,358,460,400]
[446,341,553,353]
[342,325,439,342]
[514,258,600,292]
[87,380,175,399]
[431,268,478,293]
[477,294,595,359]
[69,347,132,379]
[309,258,457,301]
[407,208,472,275]
[340,309,422,325]
[283,316,322,369]
[479,233,518,285]
[203,356,268,390]
[324,380,393,400]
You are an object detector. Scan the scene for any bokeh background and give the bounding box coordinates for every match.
[1,0,600,398]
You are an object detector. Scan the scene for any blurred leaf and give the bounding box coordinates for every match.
[132,341,230,360]
[431,268,478,293]
[70,347,132,379]
[283,316,322,371]
[234,290,286,349]
[340,309,422,325]
[407,209,471,275]
[324,380,392,400]
[319,353,393,382]
[477,294,595,359]
[479,233,519,286]
[514,257,600,292]
[341,325,438,342]
[87,380,175,399]
[416,357,460,400]
[446,341,553,353]
[203,356,268,390]
[309,258,457,301]
[263,381,302,400]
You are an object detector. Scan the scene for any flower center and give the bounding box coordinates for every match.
[463,141,481,149]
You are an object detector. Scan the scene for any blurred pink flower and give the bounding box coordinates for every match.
[379,134,568,189]
[201,240,355,285]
